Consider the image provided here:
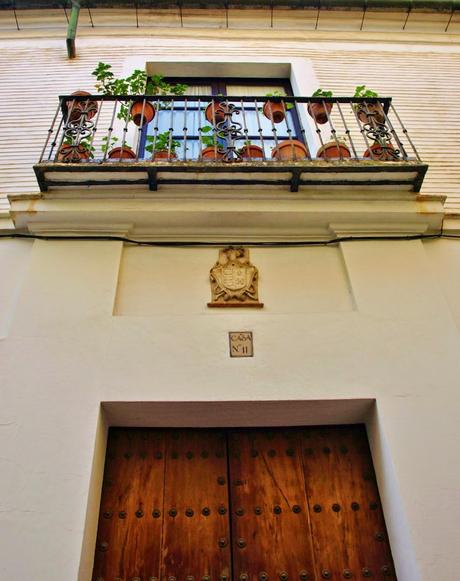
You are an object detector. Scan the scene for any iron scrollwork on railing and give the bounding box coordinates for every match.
[214,102,245,163]
[38,94,421,166]
[355,102,401,161]
[57,97,98,162]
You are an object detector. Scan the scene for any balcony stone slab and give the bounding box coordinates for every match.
[34,159,428,194]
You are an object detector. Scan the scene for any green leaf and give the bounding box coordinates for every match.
[312,88,333,98]
[90,63,188,100]
[146,131,180,154]
[354,85,379,98]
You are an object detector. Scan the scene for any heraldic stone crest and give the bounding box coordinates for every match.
[208,247,263,308]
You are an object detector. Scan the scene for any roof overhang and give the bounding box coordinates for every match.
[1,0,459,13]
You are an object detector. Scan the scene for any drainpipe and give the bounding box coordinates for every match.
[67,0,80,60]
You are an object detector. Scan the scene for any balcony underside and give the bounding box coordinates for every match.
[34,160,428,193]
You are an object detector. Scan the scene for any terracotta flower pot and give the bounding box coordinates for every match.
[355,103,385,125]
[108,146,136,160]
[152,150,177,160]
[130,101,156,127]
[201,146,224,160]
[271,139,309,161]
[205,101,226,124]
[317,141,351,160]
[66,90,98,122]
[57,143,90,163]
[307,102,333,125]
[263,100,285,124]
[240,145,264,160]
[363,141,397,161]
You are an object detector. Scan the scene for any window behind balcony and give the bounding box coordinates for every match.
[141,78,303,160]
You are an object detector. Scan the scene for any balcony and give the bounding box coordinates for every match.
[34,94,427,193]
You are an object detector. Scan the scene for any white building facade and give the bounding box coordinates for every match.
[0,3,460,580]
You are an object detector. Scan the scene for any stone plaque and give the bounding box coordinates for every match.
[208,247,263,308]
[229,332,254,358]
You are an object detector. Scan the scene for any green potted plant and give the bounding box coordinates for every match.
[200,126,224,160]
[102,136,136,160]
[145,131,180,160]
[308,89,333,125]
[92,62,187,127]
[239,140,264,160]
[262,90,293,124]
[317,134,351,160]
[57,136,95,162]
[353,85,385,124]
[271,139,309,161]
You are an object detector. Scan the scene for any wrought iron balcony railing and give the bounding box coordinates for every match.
[34,94,427,192]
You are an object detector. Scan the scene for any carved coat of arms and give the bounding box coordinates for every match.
[208,247,263,308]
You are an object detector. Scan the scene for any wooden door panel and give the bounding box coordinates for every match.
[162,430,231,581]
[301,426,396,580]
[93,428,166,581]
[92,426,395,581]
[228,429,317,581]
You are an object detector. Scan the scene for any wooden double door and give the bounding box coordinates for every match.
[93,426,395,581]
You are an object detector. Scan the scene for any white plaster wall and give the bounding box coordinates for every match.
[0,239,32,337]
[2,33,460,212]
[423,238,460,330]
[1,8,459,580]
[114,246,354,316]
[1,237,460,580]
